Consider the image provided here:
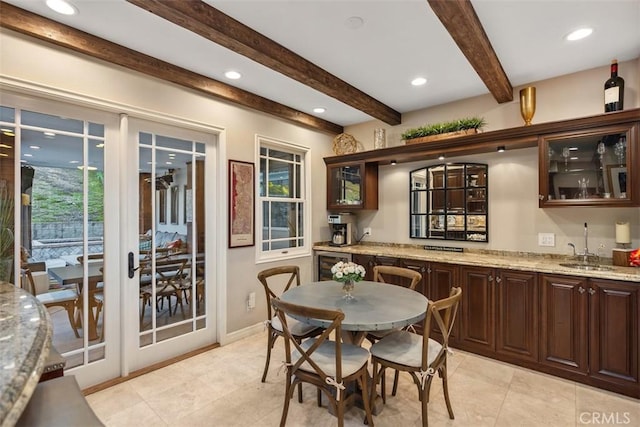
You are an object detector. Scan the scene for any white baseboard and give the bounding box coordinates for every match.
[220,322,264,346]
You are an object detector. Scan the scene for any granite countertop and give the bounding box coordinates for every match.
[313,243,640,283]
[0,282,52,427]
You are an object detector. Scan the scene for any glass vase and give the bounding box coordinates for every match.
[342,279,355,301]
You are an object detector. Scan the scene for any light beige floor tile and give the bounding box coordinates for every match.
[100,401,167,427]
[85,381,144,421]
[144,377,220,423]
[453,352,515,388]
[496,388,575,427]
[576,384,640,427]
[508,367,576,406]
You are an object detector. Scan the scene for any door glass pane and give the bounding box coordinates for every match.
[138,133,206,347]
[13,108,107,369]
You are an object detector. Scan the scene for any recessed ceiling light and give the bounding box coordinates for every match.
[565,28,593,41]
[46,0,77,15]
[313,107,326,114]
[570,157,579,160]
[569,147,578,151]
[345,16,364,30]
[224,70,242,80]
[411,77,427,86]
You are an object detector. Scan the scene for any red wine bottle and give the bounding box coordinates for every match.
[604,59,624,112]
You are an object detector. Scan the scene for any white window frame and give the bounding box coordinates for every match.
[256,135,310,262]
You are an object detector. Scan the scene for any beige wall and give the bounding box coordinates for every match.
[346,58,640,255]
[0,29,334,335]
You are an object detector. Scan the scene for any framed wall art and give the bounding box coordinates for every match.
[228,160,255,248]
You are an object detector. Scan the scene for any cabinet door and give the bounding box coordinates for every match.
[588,279,639,388]
[427,262,460,341]
[352,254,375,281]
[326,162,378,211]
[538,123,639,207]
[496,270,538,362]
[459,266,495,353]
[540,274,588,375]
[398,258,428,296]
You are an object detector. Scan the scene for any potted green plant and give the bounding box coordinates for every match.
[402,117,486,144]
[0,185,15,282]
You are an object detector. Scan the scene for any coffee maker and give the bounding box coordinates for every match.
[328,213,356,246]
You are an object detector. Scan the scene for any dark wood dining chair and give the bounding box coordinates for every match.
[366,265,422,400]
[257,266,323,388]
[370,286,462,427]
[272,297,375,427]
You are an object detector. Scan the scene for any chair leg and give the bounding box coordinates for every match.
[381,367,386,404]
[317,388,322,407]
[261,330,275,382]
[280,374,295,427]
[297,383,303,403]
[441,363,454,420]
[392,369,400,396]
[420,385,429,427]
[63,301,80,338]
[359,371,374,427]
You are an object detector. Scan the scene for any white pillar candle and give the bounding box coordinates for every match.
[615,221,631,244]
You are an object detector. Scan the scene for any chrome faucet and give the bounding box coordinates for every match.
[567,222,597,264]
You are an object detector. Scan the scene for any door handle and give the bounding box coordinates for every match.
[128,252,140,278]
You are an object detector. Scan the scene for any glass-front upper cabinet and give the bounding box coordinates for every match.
[326,161,378,211]
[410,163,488,242]
[539,123,638,207]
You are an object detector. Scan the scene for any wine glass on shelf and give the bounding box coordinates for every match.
[614,136,626,166]
[562,147,570,171]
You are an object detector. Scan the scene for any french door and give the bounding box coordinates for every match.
[0,93,121,387]
[124,117,217,372]
[1,92,219,386]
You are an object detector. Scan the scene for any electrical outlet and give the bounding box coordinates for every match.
[363,227,372,236]
[538,232,555,247]
[247,292,256,310]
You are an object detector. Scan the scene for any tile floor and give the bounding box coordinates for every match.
[86,333,640,426]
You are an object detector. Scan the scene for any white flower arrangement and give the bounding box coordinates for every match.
[331,261,366,283]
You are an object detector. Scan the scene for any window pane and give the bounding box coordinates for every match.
[22,110,84,133]
[268,159,292,198]
[0,106,15,123]
[262,201,270,240]
[89,123,104,138]
[270,201,295,239]
[267,148,294,161]
[259,158,266,197]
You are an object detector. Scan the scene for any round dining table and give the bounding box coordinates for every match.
[280,280,428,345]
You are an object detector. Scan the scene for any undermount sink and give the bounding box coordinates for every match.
[559,263,614,271]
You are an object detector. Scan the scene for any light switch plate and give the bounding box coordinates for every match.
[538,232,555,247]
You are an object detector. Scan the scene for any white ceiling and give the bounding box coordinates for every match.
[2,0,640,128]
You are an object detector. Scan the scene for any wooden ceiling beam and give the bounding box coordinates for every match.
[126,0,402,125]
[427,0,513,103]
[0,2,343,135]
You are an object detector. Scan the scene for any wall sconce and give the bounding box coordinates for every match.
[497,146,506,152]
